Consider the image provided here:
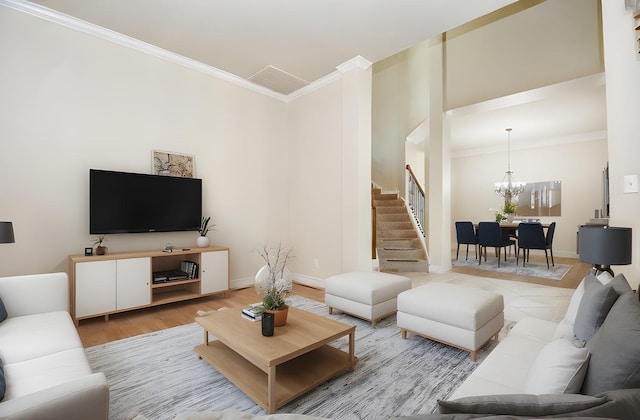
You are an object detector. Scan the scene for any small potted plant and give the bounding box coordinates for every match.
[92,235,107,255]
[255,243,293,326]
[502,201,517,222]
[197,216,215,248]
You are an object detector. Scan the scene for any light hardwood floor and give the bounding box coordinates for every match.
[77,256,588,348]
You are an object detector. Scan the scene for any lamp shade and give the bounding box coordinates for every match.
[579,225,632,266]
[0,221,15,244]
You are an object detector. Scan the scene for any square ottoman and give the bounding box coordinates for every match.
[397,282,504,361]
[325,271,412,328]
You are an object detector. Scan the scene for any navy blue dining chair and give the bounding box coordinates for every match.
[477,221,516,267]
[517,222,556,269]
[455,221,478,260]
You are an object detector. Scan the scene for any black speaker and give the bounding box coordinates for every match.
[262,312,274,337]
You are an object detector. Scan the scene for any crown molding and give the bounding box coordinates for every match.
[0,0,294,101]
[336,55,373,74]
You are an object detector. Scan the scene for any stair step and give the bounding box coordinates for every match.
[378,238,422,248]
[372,193,399,201]
[377,214,411,222]
[375,206,407,214]
[378,248,425,260]
[377,230,418,239]
[373,198,403,206]
[378,221,413,230]
[379,259,429,272]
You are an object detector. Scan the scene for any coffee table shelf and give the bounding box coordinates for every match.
[195,341,353,410]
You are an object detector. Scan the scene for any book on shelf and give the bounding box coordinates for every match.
[180,260,199,279]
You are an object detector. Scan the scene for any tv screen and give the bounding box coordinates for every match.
[90,169,202,234]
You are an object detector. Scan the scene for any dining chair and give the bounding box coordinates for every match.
[477,221,516,267]
[517,222,556,269]
[455,221,478,260]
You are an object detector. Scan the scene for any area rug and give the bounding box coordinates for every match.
[453,256,571,280]
[86,296,507,420]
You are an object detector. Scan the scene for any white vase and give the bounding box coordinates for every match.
[196,236,210,248]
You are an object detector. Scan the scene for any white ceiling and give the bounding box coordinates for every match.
[19,0,607,153]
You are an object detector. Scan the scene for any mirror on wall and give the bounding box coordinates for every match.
[517,181,561,217]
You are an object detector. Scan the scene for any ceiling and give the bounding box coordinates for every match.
[20,0,607,153]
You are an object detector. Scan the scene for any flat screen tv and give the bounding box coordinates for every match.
[90,169,202,234]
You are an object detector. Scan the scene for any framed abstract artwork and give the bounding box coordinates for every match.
[152,150,195,178]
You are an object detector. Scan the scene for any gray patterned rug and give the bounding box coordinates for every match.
[453,256,571,280]
[86,296,506,420]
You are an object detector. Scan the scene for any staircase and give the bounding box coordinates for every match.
[372,188,428,272]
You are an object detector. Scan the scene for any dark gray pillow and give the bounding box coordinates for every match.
[582,292,640,395]
[0,357,5,401]
[573,272,620,342]
[0,296,6,322]
[437,394,608,415]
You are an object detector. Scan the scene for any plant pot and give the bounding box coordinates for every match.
[197,236,210,248]
[265,305,289,327]
[506,214,514,223]
[96,246,107,255]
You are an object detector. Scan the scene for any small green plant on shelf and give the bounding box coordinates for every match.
[92,235,108,255]
[198,217,215,236]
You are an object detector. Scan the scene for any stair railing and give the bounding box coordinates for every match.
[405,164,425,237]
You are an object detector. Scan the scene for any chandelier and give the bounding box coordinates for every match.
[495,128,526,201]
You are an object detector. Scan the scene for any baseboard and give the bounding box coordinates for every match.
[230,273,325,291]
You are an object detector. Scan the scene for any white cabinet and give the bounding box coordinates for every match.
[116,257,151,310]
[74,257,151,318]
[200,250,229,294]
[75,260,117,318]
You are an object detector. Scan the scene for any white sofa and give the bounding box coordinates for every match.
[411,270,640,419]
[0,272,109,420]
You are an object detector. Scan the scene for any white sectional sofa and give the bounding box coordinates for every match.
[0,272,109,420]
[395,270,640,419]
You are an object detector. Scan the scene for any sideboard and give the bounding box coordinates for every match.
[68,246,229,324]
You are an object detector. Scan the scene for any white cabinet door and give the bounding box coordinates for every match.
[116,257,151,310]
[75,260,116,318]
[200,250,228,294]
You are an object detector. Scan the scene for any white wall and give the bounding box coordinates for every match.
[446,0,603,109]
[0,6,289,280]
[372,41,429,194]
[601,1,640,288]
[287,80,344,281]
[452,139,608,257]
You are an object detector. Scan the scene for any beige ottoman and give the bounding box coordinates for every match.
[397,282,504,361]
[324,271,412,328]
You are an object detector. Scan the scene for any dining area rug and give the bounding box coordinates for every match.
[452,257,571,280]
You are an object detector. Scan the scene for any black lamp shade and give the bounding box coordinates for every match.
[579,225,632,266]
[0,221,15,244]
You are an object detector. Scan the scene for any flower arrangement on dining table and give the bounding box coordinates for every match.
[490,201,517,222]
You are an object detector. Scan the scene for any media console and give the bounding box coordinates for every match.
[68,246,229,324]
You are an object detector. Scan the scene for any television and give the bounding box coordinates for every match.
[90,169,202,234]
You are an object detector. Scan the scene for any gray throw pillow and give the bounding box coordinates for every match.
[436,394,608,415]
[573,272,621,342]
[582,292,640,395]
[0,296,6,323]
[0,357,5,401]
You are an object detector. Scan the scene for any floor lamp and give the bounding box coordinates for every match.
[0,221,15,244]
[578,225,632,276]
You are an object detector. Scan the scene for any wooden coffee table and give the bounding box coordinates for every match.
[194,306,356,414]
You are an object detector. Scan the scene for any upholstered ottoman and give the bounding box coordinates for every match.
[397,282,504,361]
[325,271,412,328]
